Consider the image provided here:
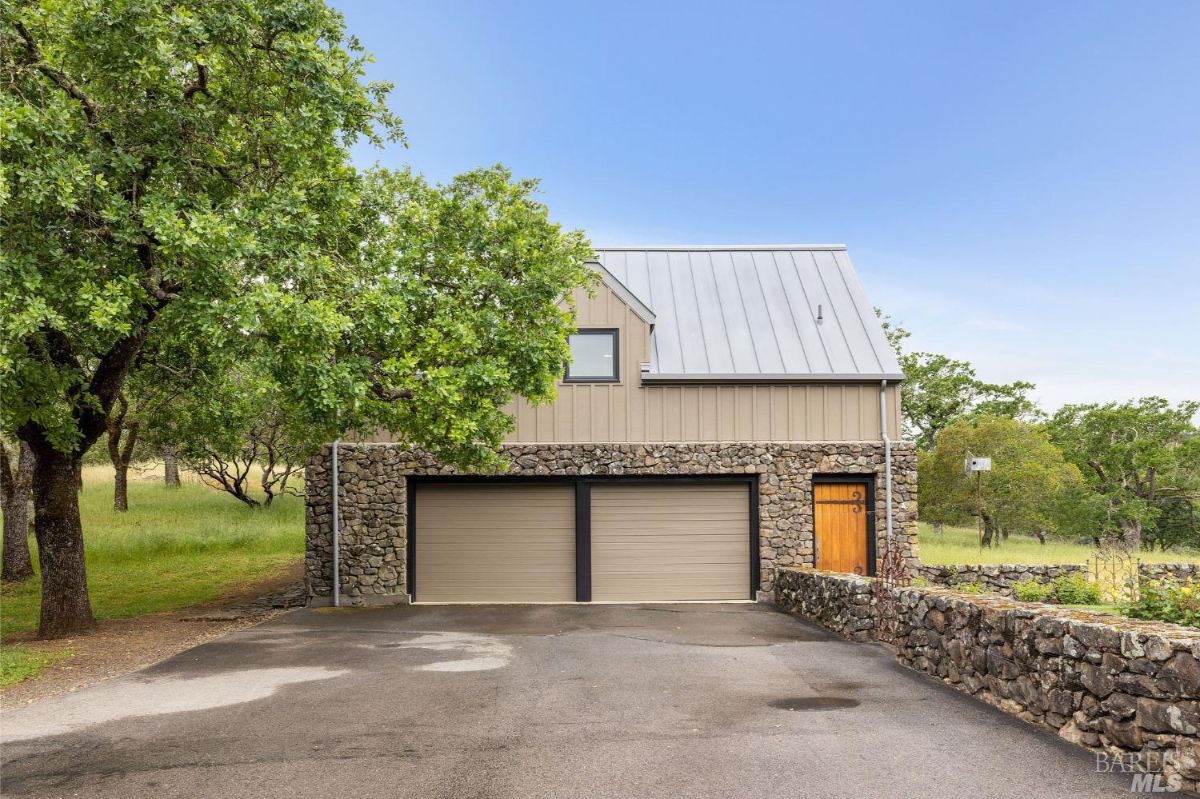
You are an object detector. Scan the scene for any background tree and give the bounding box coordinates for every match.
[1,439,36,582]
[1047,397,1200,550]
[878,312,1038,450]
[1,0,400,637]
[162,447,181,488]
[103,342,196,510]
[146,364,319,509]
[1144,498,1199,552]
[105,392,149,512]
[919,416,1091,546]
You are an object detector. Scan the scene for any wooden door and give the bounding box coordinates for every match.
[814,483,869,575]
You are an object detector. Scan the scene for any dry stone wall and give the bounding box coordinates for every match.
[776,567,1200,791]
[305,441,918,603]
[916,563,1199,597]
[916,564,1087,596]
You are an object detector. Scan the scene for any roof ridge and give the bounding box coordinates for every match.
[593,244,846,252]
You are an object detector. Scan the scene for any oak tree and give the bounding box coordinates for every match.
[2,2,593,638]
[1047,398,1200,550]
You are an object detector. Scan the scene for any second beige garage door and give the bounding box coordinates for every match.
[415,483,575,602]
[591,482,750,601]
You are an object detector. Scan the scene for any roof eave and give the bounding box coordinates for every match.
[587,261,656,325]
[639,373,906,385]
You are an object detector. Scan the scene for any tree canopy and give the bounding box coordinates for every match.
[1,0,595,637]
[1047,397,1200,550]
[919,415,1092,546]
[878,314,1038,451]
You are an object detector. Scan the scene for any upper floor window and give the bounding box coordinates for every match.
[565,329,619,382]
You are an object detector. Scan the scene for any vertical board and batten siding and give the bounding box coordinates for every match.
[500,281,902,444]
[590,483,751,601]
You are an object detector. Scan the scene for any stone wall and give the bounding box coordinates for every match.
[916,564,1087,596]
[916,562,1199,597]
[1142,563,1200,583]
[775,567,876,641]
[305,441,918,604]
[775,567,1200,791]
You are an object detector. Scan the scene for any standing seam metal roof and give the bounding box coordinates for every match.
[592,245,903,381]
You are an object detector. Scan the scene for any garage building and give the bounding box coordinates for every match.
[305,245,918,605]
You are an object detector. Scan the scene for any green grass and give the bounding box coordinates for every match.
[1062,604,1124,616]
[0,646,71,688]
[917,522,1200,566]
[1,466,303,685]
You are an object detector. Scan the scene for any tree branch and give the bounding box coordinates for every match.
[182,63,211,100]
[15,21,115,146]
[369,382,414,402]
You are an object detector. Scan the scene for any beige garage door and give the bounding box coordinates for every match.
[415,484,575,602]
[591,483,750,601]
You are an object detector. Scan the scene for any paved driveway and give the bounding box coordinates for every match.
[2,603,1134,798]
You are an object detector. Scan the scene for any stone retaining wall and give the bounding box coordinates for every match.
[305,441,918,603]
[916,562,1199,597]
[775,567,1200,791]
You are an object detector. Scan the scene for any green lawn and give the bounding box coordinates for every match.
[917,522,1200,566]
[1,466,303,687]
[1062,604,1124,616]
[0,647,71,688]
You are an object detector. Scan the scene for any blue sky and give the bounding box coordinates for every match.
[336,1,1200,412]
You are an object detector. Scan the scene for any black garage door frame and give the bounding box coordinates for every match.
[407,475,760,602]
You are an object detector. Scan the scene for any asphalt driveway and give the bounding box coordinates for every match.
[1,603,1134,798]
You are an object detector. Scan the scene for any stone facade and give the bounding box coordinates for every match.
[776,567,1200,791]
[916,563,1199,597]
[305,441,918,604]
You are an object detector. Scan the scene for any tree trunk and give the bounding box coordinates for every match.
[163,447,180,487]
[30,446,95,638]
[1120,519,1142,551]
[933,522,944,537]
[1,441,36,582]
[113,463,129,512]
[981,515,996,547]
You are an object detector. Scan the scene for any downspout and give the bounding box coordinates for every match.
[331,438,340,607]
[879,381,894,545]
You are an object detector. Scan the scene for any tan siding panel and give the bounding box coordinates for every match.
[415,484,575,602]
[477,281,911,444]
[591,483,750,601]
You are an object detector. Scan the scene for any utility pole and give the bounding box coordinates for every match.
[965,453,992,550]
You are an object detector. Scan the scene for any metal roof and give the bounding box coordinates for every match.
[592,245,903,382]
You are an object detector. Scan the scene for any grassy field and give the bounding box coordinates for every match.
[0,465,303,686]
[918,522,1200,566]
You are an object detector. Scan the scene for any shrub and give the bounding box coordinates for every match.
[1013,579,1054,602]
[1054,573,1103,605]
[1123,578,1200,628]
[955,581,986,595]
